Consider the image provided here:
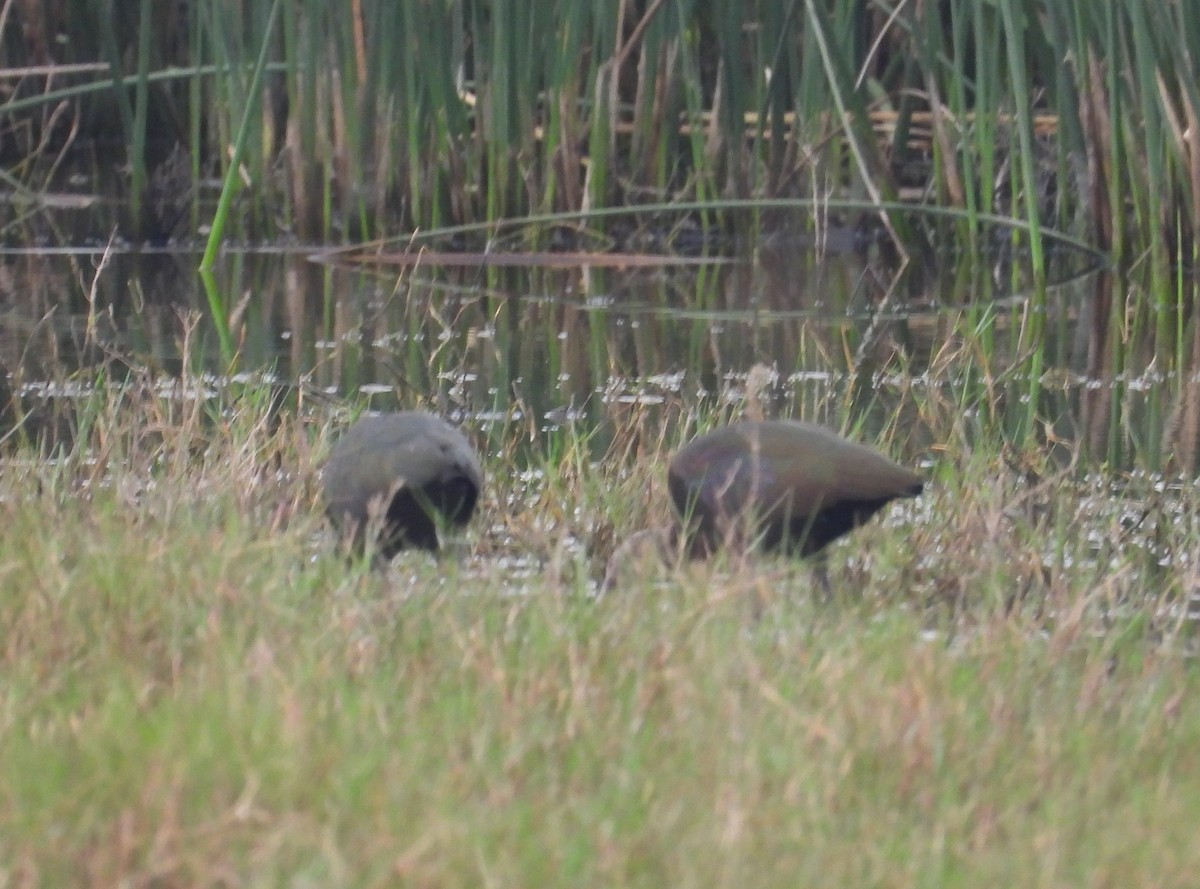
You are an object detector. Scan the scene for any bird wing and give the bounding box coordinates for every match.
[754,422,922,511]
[670,428,785,522]
[325,415,482,519]
[374,423,481,490]
[673,422,920,523]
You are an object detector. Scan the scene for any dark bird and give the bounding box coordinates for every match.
[604,419,923,589]
[323,411,483,559]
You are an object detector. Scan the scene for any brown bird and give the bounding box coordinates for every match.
[604,419,923,589]
[323,411,483,559]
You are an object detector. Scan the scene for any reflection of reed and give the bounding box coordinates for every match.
[1165,301,1200,476]
[1079,270,1113,464]
[12,238,1184,476]
[307,250,930,451]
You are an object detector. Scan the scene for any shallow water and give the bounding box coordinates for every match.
[0,202,1189,475]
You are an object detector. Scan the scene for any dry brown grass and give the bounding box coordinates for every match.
[0,377,1197,886]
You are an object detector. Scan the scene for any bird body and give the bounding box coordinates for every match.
[667,419,923,558]
[323,411,482,557]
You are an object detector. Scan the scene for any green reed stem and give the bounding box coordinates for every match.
[200,0,283,271]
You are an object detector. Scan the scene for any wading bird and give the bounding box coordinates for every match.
[323,411,482,559]
[603,419,923,590]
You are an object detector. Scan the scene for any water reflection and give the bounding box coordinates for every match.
[0,208,1188,476]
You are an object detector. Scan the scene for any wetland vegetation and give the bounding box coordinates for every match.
[2,1,1200,885]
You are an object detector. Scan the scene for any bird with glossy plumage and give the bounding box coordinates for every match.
[603,419,923,590]
[323,411,483,560]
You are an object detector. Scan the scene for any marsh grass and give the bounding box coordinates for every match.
[12,2,1200,466]
[7,0,1200,261]
[1,378,1198,885]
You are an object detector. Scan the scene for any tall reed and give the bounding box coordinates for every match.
[3,1,1198,255]
[8,1,1200,463]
